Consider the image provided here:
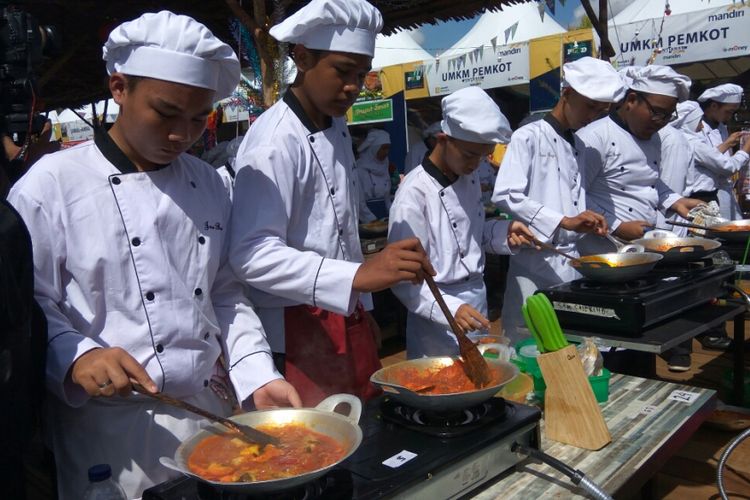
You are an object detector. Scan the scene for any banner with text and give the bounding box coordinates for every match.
[611,3,749,67]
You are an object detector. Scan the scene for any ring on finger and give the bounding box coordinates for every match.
[98,380,112,389]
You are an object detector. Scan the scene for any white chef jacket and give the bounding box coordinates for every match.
[389,157,513,358]
[355,153,391,223]
[576,114,682,254]
[687,120,749,220]
[403,140,428,174]
[229,91,370,353]
[8,131,279,499]
[493,116,585,342]
[657,125,694,236]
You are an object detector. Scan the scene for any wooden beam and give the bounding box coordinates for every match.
[580,0,615,59]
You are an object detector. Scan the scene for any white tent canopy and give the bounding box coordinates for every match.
[439,3,566,60]
[608,0,750,78]
[371,30,433,70]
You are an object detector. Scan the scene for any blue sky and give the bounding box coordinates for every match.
[415,1,590,53]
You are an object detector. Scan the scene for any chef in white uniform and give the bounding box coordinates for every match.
[678,99,750,212]
[404,121,441,174]
[356,128,392,222]
[493,57,621,342]
[229,0,432,406]
[657,119,695,237]
[389,87,534,358]
[7,11,300,500]
[688,84,749,219]
[577,65,701,254]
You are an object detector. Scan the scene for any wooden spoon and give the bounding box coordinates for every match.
[423,274,492,388]
[131,382,280,447]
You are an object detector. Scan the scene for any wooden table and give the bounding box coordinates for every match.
[473,374,716,499]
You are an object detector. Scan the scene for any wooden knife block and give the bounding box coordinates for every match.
[537,345,611,450]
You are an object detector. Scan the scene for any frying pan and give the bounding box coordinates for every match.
[369,357,519,412]
[631,237,721,264]
[570,252,663,282]
[160,394,362,494]
[668,219,750,243]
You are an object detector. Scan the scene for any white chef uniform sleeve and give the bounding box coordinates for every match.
[8,188,101,407]
[211,259,281,407]
[693,138,750,177]
[482,219,515,255]
[388,188,463,326]
[656,179,683,214]
[492,128,564,242]
[230,145,362,316]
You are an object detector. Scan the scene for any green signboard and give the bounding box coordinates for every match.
[349,99,393,124]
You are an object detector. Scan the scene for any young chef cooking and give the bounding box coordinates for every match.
[656,108,696,237]
[7,11,301,499]
[388,86,534,358]
[356,128,392,222]
[687,83,749,220]
[229,0,433,406]
[492,57,621,342]
[576,65,702,254]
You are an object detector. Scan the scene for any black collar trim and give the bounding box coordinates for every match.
[610,108,633,135]
[94,128,170,174]
[543,113,576,147]
[283,89,332,133]
[702,116,720,129]
[422,155,455,188]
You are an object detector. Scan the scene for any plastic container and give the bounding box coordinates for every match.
[514,338,611,403]
[497,372,534,403]
[721,369,750,408]
[83,464,126,500]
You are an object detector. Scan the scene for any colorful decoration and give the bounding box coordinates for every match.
[229,18,262,85]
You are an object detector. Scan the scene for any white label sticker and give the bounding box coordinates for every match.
[641,405,658,415]
[553,301,620,319]
[668,390,700,404]
[383,450,417,468]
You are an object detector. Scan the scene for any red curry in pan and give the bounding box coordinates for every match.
[392,359,504,394]
[187,423,346,483]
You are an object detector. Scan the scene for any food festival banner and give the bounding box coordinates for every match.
[611,3,750,67]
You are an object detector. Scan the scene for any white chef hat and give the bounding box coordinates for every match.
[562,57,626,103]
[102,11,240,100]
[441,87,511,144]
[697,83,744,104]
[619,65,691,102]
[422,121,442,139]
[671,100,703,133]
[270,0,383,57]
[357,128,390,153]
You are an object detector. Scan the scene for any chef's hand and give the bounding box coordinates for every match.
[507,221,535,247]
[70,347,157,398]
[561,211,608,235]
[252,379,302,409]
[670,197,704,218]
[353,237,435,292]
[454,304,490,333]
[613,221,650,240]
[719,131,744,153]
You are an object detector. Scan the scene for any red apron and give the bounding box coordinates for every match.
[284,303,382,406]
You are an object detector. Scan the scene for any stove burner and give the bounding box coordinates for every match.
[380,397,509,438]
[571,277,659,294]
[193,470,353,500]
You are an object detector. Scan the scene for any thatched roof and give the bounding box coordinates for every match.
[22,0,527,110]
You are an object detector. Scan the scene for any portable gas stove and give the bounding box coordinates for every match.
[143,396,541,500]
[539,260,735,336]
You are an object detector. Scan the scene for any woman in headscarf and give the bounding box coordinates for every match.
[356,128,392,222]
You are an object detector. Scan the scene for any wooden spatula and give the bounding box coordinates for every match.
[423,274,492,388]
[131,381,280,447]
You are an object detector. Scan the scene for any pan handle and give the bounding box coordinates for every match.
[315,393,362,425]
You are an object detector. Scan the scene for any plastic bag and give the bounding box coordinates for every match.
[577,337,604,377]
